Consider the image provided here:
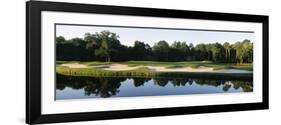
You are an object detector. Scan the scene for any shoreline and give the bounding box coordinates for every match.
[60,63,253,74]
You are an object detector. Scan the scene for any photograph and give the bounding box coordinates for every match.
[26,1,269,124]
[55,24,254,100]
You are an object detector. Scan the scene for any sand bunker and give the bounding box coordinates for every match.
[95,64,140,71]
[61,63,89,68]
[146,66,214,72]
[96,64,252,73]
[60,63,252,73]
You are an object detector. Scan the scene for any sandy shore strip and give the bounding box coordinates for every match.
[94,64,252,73]
[95,64,141,71]
[60,63,252,74]
[60,63,89,68]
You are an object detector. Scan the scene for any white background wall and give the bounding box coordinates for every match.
[0,0,279,124]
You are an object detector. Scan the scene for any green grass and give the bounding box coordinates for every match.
[80,61,112,66]
[206,63,253,70]
[56,61,253,77]
[56,66,252,79]
[57,60,252,70]
[119,60,252,70]
[58,60,252,68]
[56,60,253,78]
[56,66,157,77]
[165,65,185,69]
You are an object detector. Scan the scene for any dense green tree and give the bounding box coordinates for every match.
[169,41,190,61]
[194,43,207,60]
[211,43,224,62]
[93,31,123,62]
[95,39,110,62]
[242,40,253,63]
[223,42,231,62]
[152,40,170,61]
[56,31,253,63]
[205,44,213,61]
[56,37,88,60]
[56,36,66,44]
[84,33,98,48]
[132,41,148,60]
[233,40,253,63]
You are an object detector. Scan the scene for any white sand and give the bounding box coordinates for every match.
[96,64,252,74]
[60,63,252,73]
[145,66,214,72]
[61,63,89,68]
[95,64,140,71]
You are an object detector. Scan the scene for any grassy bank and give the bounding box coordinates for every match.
[57,60,253,70]
[56,61,253,79]
[123,61,252,70]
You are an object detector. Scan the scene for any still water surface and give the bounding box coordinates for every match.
[56,75,253,100]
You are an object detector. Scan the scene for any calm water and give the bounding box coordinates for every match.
[56,75,253,100]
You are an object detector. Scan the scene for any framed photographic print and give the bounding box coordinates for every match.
[26,1,269,124]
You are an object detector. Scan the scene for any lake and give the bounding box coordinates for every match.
[56,75,253,100]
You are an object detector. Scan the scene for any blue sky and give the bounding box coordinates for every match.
[56,25,254,47]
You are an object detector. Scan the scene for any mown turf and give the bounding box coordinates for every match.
[57,60,252,71]
[56,60,253,78]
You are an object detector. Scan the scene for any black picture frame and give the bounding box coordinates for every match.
[26,1,269,124]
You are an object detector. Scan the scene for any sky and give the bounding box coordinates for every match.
[56,24,254,47]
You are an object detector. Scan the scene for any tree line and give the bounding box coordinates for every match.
[56,30,253,63]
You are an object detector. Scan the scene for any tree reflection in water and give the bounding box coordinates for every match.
[56,75,126,98]
[56,74,253,98]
